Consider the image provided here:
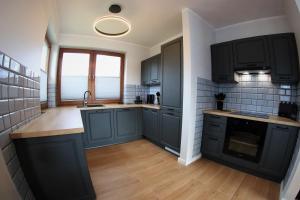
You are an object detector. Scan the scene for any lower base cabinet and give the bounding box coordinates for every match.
[82,109,115,148]
[142,108,160,144]
[14,134,96,200]
[160,109,182,153]
[259,124,298,180]
[81,108,142,148]
[201,114,298,182]
[115,108,142,142]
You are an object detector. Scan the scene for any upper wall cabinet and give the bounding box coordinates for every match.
[211,42,237,83]
[268,33,299,83]
[233,36,270,71]
[141,54,161,86]
[211,33,300,84]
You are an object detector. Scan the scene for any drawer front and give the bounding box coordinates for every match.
[203,120,226,139]
[205,114,227,124]
[202,135,221,157]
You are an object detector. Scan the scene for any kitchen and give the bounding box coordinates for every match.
[1,0,300,200]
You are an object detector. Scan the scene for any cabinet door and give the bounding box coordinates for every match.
[269,33,299,83]
[141,60,150,85]
[233,36,270,70]
[115,109,138,140]
[202,135,222,158]
[143,108,152,139]
[150,54,161,85]
[161,38,183,110]
[84,109,114,148]
[211,42,236,83]
[260,124,298,180]
[160,110,182,153]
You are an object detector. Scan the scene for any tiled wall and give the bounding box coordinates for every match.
[219,74,296,115]
[0,51,40,199]
[193,75,297,158]
[193,78,218,157]
[48,83,56,108]
[123,84,161,104]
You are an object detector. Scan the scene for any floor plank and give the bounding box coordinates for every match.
[86,139,279,200]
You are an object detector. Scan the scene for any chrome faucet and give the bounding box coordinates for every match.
[83,91,92,107]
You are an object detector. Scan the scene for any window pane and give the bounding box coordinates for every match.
[40,39,50,102]
[61,53,90,100]
[40,40,50,72]
[95,55,121,99]
[40,70,47,101]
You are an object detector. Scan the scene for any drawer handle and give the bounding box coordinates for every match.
[208,137,218,141]
[209,124,220,128]
[276,126,288,130]
[166,113,175,116]
[210,115,221,119]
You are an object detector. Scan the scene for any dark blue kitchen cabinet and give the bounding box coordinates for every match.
[269,33,299,83]
[141,54,161,86]
[14,134,96,200]
[233,35,270,71]
[115,108,142,143]
[81,108,142,148]
[211,42,236,83]
[259,124,298,180]
[160,109,182,153]
[161,37,183,111]
[82,109,115,148]
[201,113,299,182]
[201,114,227,157]
[143,108,160,144]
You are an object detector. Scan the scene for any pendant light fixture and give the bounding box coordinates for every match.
[93,4,131,38]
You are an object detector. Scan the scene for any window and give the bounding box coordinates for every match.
[40,37,51,109]
[57,48,124,106]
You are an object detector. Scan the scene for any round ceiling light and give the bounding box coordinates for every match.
[93,16,131,38]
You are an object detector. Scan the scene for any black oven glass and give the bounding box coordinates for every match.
[223,117,268,162]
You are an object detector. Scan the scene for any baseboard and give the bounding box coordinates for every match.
[177,154,202,166]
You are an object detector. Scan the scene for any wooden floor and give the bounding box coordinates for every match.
[86,139,279,200]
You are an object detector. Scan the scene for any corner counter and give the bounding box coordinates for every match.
[203,109,300,127]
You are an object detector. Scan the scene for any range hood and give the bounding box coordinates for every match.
[234,66,271,75]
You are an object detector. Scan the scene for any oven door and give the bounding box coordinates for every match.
[223,117,267,162]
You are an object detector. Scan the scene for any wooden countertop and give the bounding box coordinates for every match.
[11,104,160,139]
[203,109,300,127]
[79,104,160,110]
[11,107,84,139]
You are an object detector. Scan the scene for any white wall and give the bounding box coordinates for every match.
[58,34,150,85]
[149,33,183,57]
[0,0,50,73]
[215,16,291,43]
[280,1,300,199]
[179,8,216,165]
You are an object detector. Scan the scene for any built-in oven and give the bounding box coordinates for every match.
[223,117,268,162]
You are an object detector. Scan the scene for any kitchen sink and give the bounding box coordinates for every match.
[77,104,105,108]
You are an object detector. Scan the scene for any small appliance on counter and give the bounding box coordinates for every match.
[147,94,155,104]
[156,92,160,105]
[278,102,298,120]
[134,96,143,104]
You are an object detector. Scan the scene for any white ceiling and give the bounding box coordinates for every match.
[57,0,284,47]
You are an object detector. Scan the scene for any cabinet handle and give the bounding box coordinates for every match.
[208,137,218,141]
[279,77,290,80]
[210,115,220,119]
[246,64,258,67]
[165,112,175,116]
[276,125,288,130]
[209,123,220,128]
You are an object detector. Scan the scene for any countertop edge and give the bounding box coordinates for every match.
[203,110,300,128]
[10,128,84,139]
